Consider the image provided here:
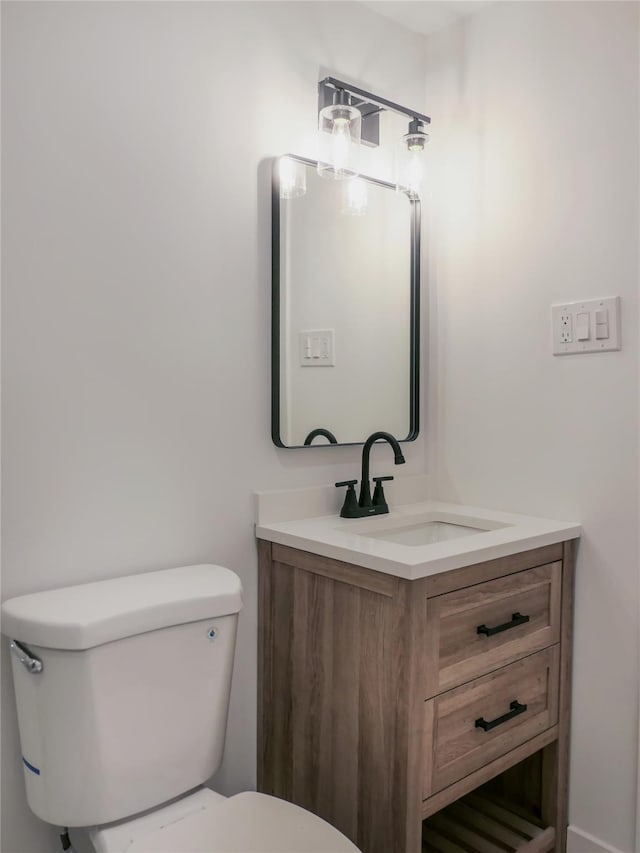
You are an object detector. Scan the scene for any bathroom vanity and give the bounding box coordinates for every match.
[256,482,580,853]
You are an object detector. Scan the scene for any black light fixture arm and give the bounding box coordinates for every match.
[319,76,431,127]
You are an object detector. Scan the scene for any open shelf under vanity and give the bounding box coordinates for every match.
[423,789,555,853]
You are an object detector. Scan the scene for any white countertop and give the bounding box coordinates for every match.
[255,478,581,580]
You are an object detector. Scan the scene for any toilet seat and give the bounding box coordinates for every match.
[90,788,360,853]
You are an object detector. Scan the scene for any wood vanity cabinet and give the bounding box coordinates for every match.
[257,538,576,853]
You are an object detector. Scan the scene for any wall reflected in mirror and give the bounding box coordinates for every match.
[272,155,420,448]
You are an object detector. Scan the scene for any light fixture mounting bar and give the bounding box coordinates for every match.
[318,76,431,148]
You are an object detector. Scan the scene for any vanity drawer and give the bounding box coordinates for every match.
[425,562,561,695]
[423,646,559,798]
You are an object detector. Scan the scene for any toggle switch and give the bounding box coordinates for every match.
[575,312,590,341]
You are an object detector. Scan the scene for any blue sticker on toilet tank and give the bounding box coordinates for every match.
[22,757,40,775]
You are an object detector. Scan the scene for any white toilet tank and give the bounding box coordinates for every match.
[1,564,243,829]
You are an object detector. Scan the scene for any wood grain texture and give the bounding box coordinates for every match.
[397,576,430,853]
[446,800,527,849]
[424,544,563,598]
[423,790,556,853]
[270,543,399,597]
[464,792,544,836]
[332,583,361,841]
[556,540,576,852]
[259,555,295,800]
[425,563,562,696]
[291,569,335,815]
[258,543,419,853]
[428,811,506,853]
[426,647,560,794]
[424,828,467,853]
[541,539,576,852]
[257,539,271,794]
[422,727,559,819]
[258,538,575,853]
[422,699,436,800]
[474,548,575,853]
[524,828,557,853]
[482,753,544,821]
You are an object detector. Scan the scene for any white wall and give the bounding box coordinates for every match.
[423,3,639,851]
[0,3,427,851]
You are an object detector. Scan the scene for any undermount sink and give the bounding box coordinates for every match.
[362,520,484,546]
[343,512,510,547]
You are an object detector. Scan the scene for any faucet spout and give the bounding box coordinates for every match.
[359,431,405,508]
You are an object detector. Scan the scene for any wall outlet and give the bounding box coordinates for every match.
[559,313,572,343]
[551,297,621,355]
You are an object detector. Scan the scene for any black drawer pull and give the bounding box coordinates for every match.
[475,700,528,732]
[477,612,530,637]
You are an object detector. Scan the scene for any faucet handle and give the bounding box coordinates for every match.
[335,480,359,518]
[372,476,393,508]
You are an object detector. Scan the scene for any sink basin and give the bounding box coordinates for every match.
[343,512,510,547]
[362,520,484,546]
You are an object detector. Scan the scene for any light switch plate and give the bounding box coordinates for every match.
[552,297,621,355]
[299,329,335,367]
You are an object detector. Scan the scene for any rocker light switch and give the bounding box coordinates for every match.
[552,297,621,355]
[299,329,336,367]
[595,309,609,340]
[575,313,590,341]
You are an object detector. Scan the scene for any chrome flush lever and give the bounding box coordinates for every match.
[9,639,43,674]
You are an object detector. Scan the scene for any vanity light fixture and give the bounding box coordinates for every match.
[318,77,431,196]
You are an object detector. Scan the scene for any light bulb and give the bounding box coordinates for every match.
[331,117,351,173]
[279,156,306,199]
[396,121,429,198]
[341,177,368,216]
[405,149,425,196]
[317,98,361,180]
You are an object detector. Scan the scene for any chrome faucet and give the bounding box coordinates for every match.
[335,431,405,518]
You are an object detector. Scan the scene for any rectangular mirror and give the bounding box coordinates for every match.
[272,154,420,448]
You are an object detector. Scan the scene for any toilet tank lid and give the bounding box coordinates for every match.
[1,564,243,650]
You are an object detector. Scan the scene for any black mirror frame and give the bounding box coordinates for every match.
[271,154,420,449]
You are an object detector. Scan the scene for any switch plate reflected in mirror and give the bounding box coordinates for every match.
[271,155,421,448]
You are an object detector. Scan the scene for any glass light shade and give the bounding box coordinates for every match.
[279,156,307,199]
[396,130,429,199]
[317,103,361,180]
[341,177,368,216]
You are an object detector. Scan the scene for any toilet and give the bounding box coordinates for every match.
[2,564,360,852]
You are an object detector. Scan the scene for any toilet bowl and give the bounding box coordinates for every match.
[2,564,361,853]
